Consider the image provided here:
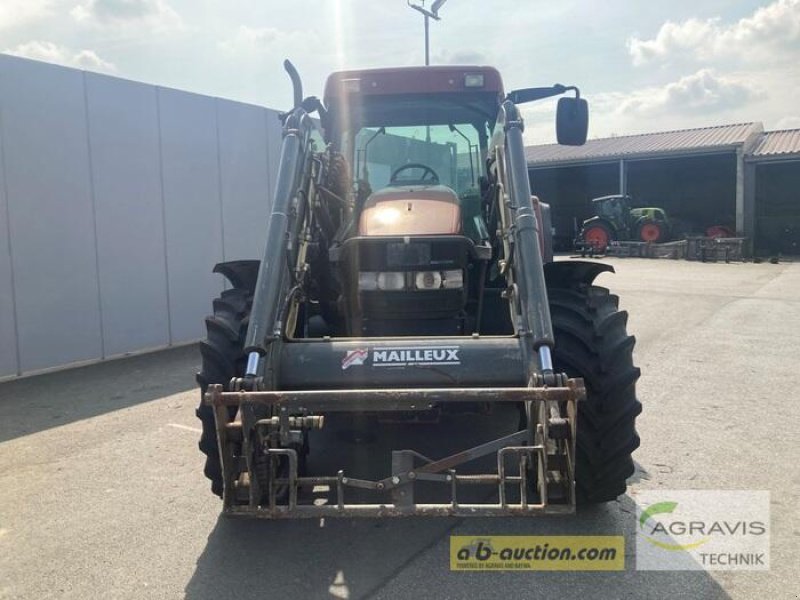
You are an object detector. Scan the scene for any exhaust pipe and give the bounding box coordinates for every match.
[283,59,303,109]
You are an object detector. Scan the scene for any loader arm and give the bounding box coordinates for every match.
[243,105,317,379]
[490,99,556,385]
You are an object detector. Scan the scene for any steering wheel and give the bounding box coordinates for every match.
[389,163,439,186]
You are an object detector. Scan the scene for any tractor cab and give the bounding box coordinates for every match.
[321,67,503,336]
[593,195,631,226]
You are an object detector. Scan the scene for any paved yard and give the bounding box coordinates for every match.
[1,258,798,599]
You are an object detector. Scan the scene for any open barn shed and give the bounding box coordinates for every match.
[746,130,800,255]
[526,123,766,250]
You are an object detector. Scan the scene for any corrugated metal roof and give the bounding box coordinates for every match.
[750,129,800,158]
[526,122,762,166]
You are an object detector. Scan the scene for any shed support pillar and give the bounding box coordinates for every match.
[735,148,745,236]
[743,160,757,252]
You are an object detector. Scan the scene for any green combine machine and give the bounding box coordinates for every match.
[578,194,670,251]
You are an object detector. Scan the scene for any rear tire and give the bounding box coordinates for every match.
[548,282,642,504]
[637,220,667,243]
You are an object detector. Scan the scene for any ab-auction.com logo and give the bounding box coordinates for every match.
[450,536,624,571]
[635,490,770,571]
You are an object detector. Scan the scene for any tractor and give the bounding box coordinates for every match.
[579,194,670,251]
[195,61,641,517]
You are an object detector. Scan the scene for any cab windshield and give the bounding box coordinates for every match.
[352,124,482,197]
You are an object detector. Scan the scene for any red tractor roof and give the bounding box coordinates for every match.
[323,66,504,105]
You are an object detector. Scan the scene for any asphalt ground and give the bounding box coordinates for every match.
[1,257,798,599]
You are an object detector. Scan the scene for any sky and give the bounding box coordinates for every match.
[1,0,799,144]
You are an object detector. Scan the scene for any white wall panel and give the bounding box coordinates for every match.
[217,100,271,261]
[0,57,102,372]
[158,87,224,344]
[85,73,170,356]
[0,55,285,377]
[0,111,19,378]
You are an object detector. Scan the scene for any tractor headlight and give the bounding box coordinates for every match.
[376,272,406,291]
[359,271,407,291]
[360,270,463,291]
[442,269,463,289]
[414,271,443,290]
[358,272,378,291]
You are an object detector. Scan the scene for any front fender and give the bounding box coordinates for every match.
[544,260,614,289]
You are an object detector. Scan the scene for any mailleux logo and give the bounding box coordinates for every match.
[341,348,369,370]
[639,501,709,551]
[342,346,461,370]
[372,346,460,367]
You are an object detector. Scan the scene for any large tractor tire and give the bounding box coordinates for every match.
[581,222,614,252]
[546,262,641,504]
[195,261,258,497]
[637,220,667,243]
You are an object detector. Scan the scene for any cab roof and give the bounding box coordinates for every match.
[323,66,504,105]
[323,66,504,129]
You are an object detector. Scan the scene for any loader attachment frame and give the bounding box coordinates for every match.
[205,378,583,518]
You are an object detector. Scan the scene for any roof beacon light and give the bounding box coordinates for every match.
[464,73,485,88]
[342,78,361,93]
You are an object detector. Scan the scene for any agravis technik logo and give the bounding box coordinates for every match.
[635,490,770,571]
[639,501,709,551]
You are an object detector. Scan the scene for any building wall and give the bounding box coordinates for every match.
[0,55,283,378]
[755,160,800,254]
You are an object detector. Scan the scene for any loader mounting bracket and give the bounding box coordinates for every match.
[204,379,584,518]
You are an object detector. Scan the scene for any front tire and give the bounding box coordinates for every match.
[195,262,258,497]
[548,281,642,504]
[581,222,613,252]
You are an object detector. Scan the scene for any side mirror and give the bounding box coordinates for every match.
[556,97,589,146]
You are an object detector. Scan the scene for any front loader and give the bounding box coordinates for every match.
[196,62,641,517]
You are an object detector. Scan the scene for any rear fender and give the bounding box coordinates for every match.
[581,215,611,230]
[579,217,616,240]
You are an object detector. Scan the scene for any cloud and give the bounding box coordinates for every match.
[628,0,800,65]
[4,41,117,73]
[629,18,717,65]
[0,0,54,31]
[617,69,760,116]
[431,49,489,65]
[71,0,183,32]
[775,116,800,129]
[72,49,117,72]
[218,26,317,55]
